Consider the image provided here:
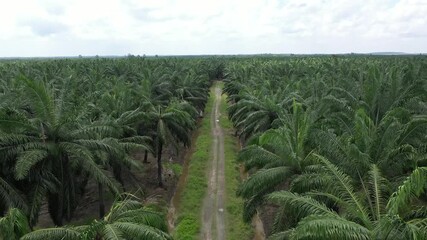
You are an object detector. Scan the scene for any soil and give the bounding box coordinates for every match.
[239,159,267,240]
[36,141,189,228]
[259,205,277,236]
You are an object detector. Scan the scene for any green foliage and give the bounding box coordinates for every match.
[21,196,171,240]
[267,163,427,240]
[0,57,212,234]
[236,102,313,222]
[174,217,199,240]
[164,163,184,177]
[287,214,371,240]
[1,55,427,239]
[387,167,427,215]
[224,56,427,238]
[0,208,31,240]
[220,90,252,239]
[174,85,214,239]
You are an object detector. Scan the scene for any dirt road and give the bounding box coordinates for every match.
[201,85,226,240]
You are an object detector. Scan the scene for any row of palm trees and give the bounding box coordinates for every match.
[0,57,220,239]
[224,56,427,239]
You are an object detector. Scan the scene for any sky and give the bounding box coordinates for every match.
[0,0,426,57]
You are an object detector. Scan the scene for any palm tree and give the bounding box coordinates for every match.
[237,102,312,222]
[146,101,197,187]
[138,67,174,105]
[309,107,427,180]
[268,155,427,240]
[227,89,291,139]
[0,76,120,226]
[135,74,173,164]
[172,72,210,112]
[20,195,172,240]
[91,109,152,218]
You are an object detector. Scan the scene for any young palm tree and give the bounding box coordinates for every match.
[268,155,427,240]
[237,102,312,222]
[225,57,427,239]
[20,195,172,240]
[310,107,427,180]
[227,89,291,139]
[0,208,30,240]
[172,72,210,112]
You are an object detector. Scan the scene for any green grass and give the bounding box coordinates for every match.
[174,84,215,239]
[220,88,253,239]
[174,81,251,239]
[164,162,184,177]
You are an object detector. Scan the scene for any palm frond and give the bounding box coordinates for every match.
[387,167,427,215]
[0,208,30,239]
[0,111,37,132]
[69,124,118,139]
[268,231,290,240]
[238,145,283,170]
[0,177,27,211]
[73,139,120,155]
[115,209,168,231]
[106,199,144,222]
[313,154,372,227]
[289,215,370,240]
[290,171,333,193]
[366,164,388,221]
[237,167,293,198]
[100,224,124,240]
[61,142,120,196]
[20,227,82,240]
[15,150,47,180]
[18,76,57,125]
[112,222,172,240]
[374,215,427,240]
[268,191,335,220]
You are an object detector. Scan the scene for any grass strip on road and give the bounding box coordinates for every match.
[174,84,215,239]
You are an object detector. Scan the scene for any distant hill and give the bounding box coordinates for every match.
[368,52,415,55]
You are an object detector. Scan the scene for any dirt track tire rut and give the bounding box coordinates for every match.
[201,86,226,240]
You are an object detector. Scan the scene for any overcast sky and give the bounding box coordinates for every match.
[0,0,426,57]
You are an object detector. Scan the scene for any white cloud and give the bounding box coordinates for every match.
[0,0,425,56]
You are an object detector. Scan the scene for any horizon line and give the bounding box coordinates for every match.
[1,52,427,59]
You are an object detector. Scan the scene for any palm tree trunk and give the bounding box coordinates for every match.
[98,183,105,218]
[157,143,163,188]
[51,156,65,226]
[143,150,149,163]
[112,163,125,191]
[79,174,89,196]
[48,194,63,226]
